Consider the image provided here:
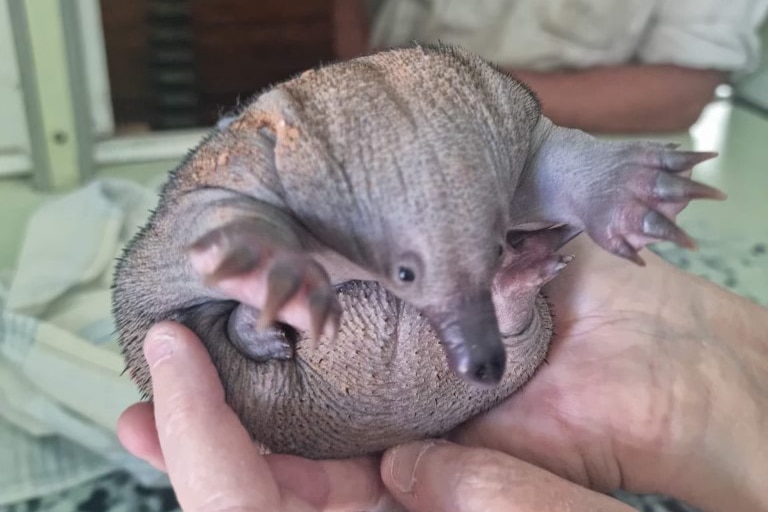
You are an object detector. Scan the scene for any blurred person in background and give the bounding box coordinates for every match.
[363,0,768,133]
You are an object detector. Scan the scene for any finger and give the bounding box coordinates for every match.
[144,321,283,511]
[117,402,166,471]
[381,440,634,512]
[119,394,386,509]
[268,454,384,510]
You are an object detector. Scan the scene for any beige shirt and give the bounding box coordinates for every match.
[370,0,768,75]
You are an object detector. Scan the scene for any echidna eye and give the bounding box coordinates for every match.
[398,266,416,282]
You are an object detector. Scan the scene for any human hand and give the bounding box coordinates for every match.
[117,321,383,512]
[113,313,648,512]
[116,240,768,512]
[118,322,630,512]
[452,236,768,510]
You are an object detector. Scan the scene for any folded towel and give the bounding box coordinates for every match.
[0,178,170,505]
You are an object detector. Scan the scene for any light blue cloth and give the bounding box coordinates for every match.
[0,179,169,505]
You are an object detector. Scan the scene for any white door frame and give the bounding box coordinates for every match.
[6,0,206,190]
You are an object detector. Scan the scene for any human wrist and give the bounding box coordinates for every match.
[654,278,768,511]
[702,291,768,510]
[560,247,768,510]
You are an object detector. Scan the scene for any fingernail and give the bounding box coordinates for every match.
[388,440,440,494]
[144,325,176,367]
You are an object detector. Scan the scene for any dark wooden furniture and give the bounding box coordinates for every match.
[100,0,369,130]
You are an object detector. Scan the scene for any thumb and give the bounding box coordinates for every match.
[381,440,635,512]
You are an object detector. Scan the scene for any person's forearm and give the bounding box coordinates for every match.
[691,278,768,511]
[509,65,725,134]
[542,240,767,511]
[633,253,768,511]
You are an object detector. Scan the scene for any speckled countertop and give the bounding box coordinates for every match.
[1,101,765,512]
[652,100,768,308]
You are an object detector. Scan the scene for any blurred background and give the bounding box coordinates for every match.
[0,1,766,511]
[100,0,369,132]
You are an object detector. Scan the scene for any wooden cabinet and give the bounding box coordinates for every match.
[100,0,369,131]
